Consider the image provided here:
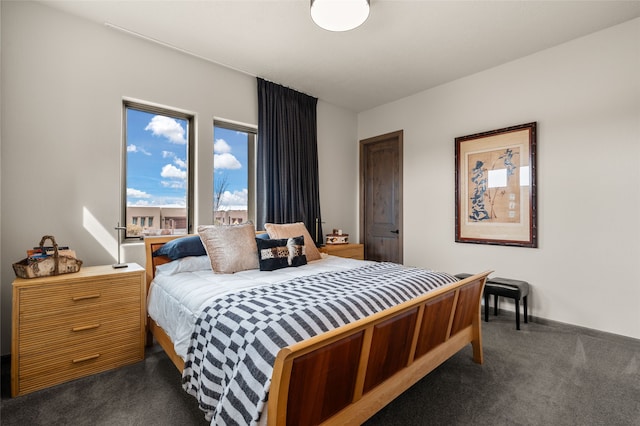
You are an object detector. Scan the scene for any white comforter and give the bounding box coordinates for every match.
[147,253,373,359]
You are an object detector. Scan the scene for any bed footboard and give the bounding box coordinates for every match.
[268,271,491,426]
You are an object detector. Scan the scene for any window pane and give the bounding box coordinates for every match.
[125,106,190,238]
[213,125,252,225]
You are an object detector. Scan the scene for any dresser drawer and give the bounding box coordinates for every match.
[18,287,141,325]
[18,301,141,354]
[17,337,143,396]
[17,276,141,317]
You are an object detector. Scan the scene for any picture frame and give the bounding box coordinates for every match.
[455,122,537,248]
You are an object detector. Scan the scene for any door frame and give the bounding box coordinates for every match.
[359,130,403,262]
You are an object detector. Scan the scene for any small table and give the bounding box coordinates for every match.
[319,243,364,260]
[484,277,530,330]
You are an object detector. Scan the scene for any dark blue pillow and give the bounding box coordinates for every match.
[255,235,307,271]
[152,235,206,260]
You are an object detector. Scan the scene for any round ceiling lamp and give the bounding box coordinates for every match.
[310,0,370,32]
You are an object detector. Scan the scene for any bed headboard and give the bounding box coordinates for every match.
[143,234,186,292]
[143,231,268,290]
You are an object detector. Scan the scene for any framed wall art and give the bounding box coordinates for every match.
[455,122,537,248]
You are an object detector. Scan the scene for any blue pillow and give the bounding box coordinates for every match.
[152,235,206,260]
[255,235,307,271]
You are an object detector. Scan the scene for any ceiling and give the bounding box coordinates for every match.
[39,0,640,112]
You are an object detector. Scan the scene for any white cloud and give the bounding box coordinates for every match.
[214,152,242,170]
[214,138,232,154]
[157,198,186,207]
[145,115,186,144]
[127,188,151,199]
[174,158,187,169]
[161,180,186,189]
[127,144,151,155]
[218,188,248,210]
[160,162,186,190]
[161,163,187,180]
[161,150,186,168]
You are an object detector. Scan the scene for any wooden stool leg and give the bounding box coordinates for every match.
[494,294,499,316]
[524,295,528,323]
[515,299,521,330]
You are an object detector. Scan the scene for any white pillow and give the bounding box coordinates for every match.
[155,255,212,276]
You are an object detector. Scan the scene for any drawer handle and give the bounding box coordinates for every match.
[72,293,101,302]
[72,323,101,332]
[72,354,100,363]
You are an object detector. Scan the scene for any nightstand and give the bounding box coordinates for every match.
[11,264,145,396]
[319,243,365,260]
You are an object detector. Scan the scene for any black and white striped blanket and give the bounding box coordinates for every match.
[182,262,457,425]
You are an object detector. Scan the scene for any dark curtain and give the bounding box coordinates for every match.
[256,78,323,245]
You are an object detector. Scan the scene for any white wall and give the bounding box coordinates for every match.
[317,102,361,242]
[358,18,640,339]
[0,1,357,355]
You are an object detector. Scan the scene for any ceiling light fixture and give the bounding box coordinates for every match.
[310,0,370,32]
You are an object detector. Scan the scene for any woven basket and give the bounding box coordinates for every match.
[13,235,83,279]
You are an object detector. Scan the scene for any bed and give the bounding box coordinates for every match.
[144,229,490,426]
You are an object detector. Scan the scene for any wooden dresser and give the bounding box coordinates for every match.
[11,264,145,397]
[319,243,365,260]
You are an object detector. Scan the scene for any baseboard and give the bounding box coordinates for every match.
[529,314,640,345]
[484,303,640,345]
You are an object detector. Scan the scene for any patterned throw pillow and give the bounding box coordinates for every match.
[264,222,322,261]
[255,235,307,271]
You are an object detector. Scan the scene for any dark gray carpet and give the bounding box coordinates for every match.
[2,315,639,425]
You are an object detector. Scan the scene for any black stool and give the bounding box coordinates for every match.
[454,274,529,330]
[484,277,529,330]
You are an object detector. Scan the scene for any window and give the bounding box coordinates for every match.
[123,101,194,239]
[213,121,256,225]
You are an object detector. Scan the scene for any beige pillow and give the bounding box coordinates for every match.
[198,223,259,273]
[264,222,322,261]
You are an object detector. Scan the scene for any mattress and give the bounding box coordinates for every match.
[147,253,374,359]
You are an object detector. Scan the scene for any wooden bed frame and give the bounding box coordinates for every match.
[144,235,491,426]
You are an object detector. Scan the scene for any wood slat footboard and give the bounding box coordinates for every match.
[268,271,491,426]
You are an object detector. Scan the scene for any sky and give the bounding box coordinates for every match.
[213,126,249,210]
[126,108,248,210]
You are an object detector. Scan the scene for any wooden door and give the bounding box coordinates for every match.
[360,131,403,263]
